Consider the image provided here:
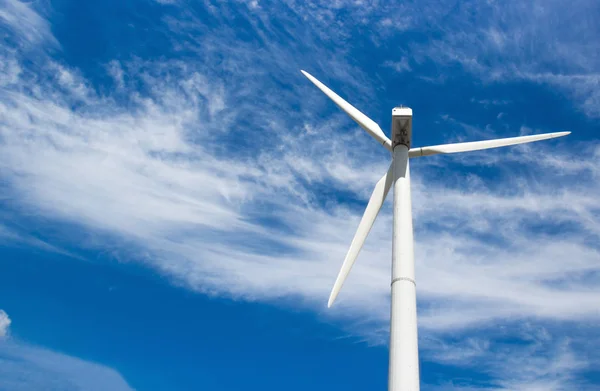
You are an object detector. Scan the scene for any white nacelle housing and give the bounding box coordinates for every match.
[392,106,413,149]
[392,107,413,117]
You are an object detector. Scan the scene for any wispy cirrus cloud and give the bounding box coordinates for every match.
[1,293,129,391]
[0,1,599,389]
[0,339,134,391]
[396,0,600,117]
[424,323,593,391]
[382,58,412,73]
[0,0,57,47]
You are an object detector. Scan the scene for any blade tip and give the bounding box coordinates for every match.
[327,292,338,308]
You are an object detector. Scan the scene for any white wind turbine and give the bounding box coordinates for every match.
[301,70,570,391]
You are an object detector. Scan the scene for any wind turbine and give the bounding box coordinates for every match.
[300,70,570,391]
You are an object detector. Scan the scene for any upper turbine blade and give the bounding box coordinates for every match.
[409,131,571,158]
[301,70,392,151]
[328,164,394,308]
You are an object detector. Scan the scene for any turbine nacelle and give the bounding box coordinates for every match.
[392,106,412,149]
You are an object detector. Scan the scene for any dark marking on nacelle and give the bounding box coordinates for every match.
[392,115,412,149]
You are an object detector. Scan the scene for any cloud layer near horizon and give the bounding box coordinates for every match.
[0,309,133,390]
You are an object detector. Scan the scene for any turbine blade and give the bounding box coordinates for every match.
[301,70,392,151]
[409,131,571,158]
[328,164,394,308]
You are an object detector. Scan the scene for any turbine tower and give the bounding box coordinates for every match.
[300,70,570,391]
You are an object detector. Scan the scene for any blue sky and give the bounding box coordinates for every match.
[0,0,599,390]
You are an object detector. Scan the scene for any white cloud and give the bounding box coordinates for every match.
[423,324,592,391]
[0,0,58,47]
[3,0,599,327]
[471,98,511,107]
[0,339,134,391]
[402,0,600,117]
[0,57,21,87]
[1,12,598,335]
[0,310,10,337]
[519,72,600,117]
[382,58,411,73]
[0,222,84,257]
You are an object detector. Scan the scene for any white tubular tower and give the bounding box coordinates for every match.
[299,69,570,391]
[389,107,419,391]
